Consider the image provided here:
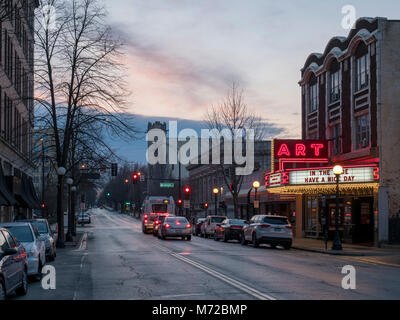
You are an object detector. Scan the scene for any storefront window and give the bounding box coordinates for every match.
[305,196,319,237]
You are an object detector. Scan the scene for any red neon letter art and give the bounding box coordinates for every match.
[277,144,290,157]
[295,144,306,156]
[311,143,324,157]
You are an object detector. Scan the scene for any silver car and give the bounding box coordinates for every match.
[77,213,91,225]
[25,219,56,262]
[241,215,293,249]
[158,217,192,241]
[0,222,46,279]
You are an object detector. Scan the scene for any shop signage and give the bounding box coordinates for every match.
[273,139,328,160]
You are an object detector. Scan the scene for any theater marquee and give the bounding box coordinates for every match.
[266,165,379,188]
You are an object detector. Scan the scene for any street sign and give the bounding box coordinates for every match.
[254,200,259,209]
[184,200,190,209]
[160,183,174,188]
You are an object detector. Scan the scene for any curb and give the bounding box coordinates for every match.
[292,246,368,256]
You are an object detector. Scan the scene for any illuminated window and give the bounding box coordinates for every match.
[356,55,368,91]
[355,115,370,150]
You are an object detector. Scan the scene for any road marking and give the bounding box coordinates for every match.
[159,293,206,299]
[73,252,88,300]
[346,256,400,268]
[155,244,277,300]
[75,232,87,251]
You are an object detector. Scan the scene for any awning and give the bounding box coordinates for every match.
[26,177,41,209]
[0,191,8,206]
[0,165,16,206]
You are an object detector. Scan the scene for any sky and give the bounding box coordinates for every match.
[101,0,400,161]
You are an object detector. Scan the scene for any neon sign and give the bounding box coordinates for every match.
[274,140,328,159]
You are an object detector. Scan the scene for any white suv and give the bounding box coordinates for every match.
[241,215,293,249]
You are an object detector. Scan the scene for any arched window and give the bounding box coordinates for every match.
[328,60,340,103]
[354,42,369,91]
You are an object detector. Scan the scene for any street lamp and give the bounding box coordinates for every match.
[253,181,260,215]
[66,178,74,242]
[213,188,219,215]
[56,167,66,248]
[332,165,343,251]
[71,186,77,236]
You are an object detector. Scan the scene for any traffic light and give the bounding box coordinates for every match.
[41,203,46,209]
[111,163,118,176]
[177,199,183,207]
[81,194,86,203]
[204,203,208,209]
[132,173,138,184]
[106,192,111,197]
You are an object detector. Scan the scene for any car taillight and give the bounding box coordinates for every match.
[285,225,292,229]
[186,224,191,228]
[230,226,242,229]
[260,224,271,228]
[144,219,148,223]
[165,224,170,228]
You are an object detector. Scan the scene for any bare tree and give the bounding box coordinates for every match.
[205,83,267,218]
[34,0,136,246]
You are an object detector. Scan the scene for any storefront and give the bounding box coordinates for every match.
[266,165,379,244]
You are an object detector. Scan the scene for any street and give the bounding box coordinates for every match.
[18,208,400,300]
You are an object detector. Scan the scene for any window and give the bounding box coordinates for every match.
[3,230,16,248]
[309,84,318,113]
[0,231,9,252]
[355,115,370,150]
[331,124,341,155]
[330,71,340,103]
[356,55,369,91]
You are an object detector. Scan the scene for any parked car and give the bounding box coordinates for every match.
[241,215,293,249]
[201,215,227,238]
[193,218,206,236]
[214,219,247,242]
[158,217,192,241]
[25,219,56,262]
[0,222,46,280]
[0,227,28,299]
[77,213,91,225]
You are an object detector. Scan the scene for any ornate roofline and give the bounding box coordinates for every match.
[299,17,382,86]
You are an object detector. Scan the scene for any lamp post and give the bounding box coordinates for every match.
[71,186,77,236]
[332,165,343,251]
[253,181,260,215]
[213,188,219,215]
[65,178,74,242]
[56,166,66,248]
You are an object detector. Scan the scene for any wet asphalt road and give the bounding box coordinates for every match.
[18,208,400,300]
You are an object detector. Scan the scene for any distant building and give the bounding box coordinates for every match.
[188,141,273,219]
[0,1,40,222]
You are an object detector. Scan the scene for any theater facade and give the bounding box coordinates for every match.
[266,17,400,245]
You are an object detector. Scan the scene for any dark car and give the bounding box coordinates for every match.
[25,219,56,262]
[152,214,173,237]
[0,227,28,300]
[214,219,247,242]
[193,218,206,236]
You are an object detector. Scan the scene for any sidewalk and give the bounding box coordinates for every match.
[292,237,400,267]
